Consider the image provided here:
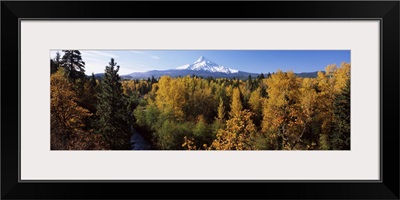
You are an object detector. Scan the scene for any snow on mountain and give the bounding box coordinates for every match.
[175,64,191,70]
[175,56,239,74]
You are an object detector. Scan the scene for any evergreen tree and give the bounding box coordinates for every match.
[247,75,253,90]
[96,58,131,150]
[82,73,98,121]
[90,73,97,89]
[248,74,252,83]
[55,51,61,63]
[331,78,350,150]
[259,73,265,80]
[50,59,58,74]
[50,51,62,74]
[60,50,86,81]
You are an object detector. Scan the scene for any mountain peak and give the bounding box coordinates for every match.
[194,56,209,63]
[175,56,239,74]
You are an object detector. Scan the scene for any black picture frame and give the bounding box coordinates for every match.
[1,1,399,199]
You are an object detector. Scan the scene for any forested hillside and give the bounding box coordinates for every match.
[51,50,350,150]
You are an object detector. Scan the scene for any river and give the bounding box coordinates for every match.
[130,129,152,150]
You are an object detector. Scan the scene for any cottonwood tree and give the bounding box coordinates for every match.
[210,88,257,150]
[51,68,106,150]
[230,88,243,117]
[248,87,263,126]
[210,110,257,150]
[213,97,226,127]
[261,71,307,150]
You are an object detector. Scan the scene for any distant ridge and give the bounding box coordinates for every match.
[295,71,321,78]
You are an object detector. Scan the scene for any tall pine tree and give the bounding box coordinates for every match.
[55,51,61,65]
[96,58,132,150]
[50,51,62,74]
[331,78,350,150]
[60,50,86,81]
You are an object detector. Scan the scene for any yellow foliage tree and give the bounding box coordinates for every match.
[230,87,243,117]
[334,62,351,93]
[316,66,337,149]
[248,87,264,125]
[216,97,226,123]
[317,62,350,149]
[210,110,257,150]
[155,76,186,120]
[51,68,106,150]
[261,70,308,150]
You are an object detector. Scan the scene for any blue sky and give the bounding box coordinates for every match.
[50,50,350,75]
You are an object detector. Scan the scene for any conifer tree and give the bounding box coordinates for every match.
[81,73,99,127]
[96,58,131,150]
[90,73,97,89]
[259,73,265,80]
[60,50,86,81]
[50,59,58,74]
[50,51,62,74]
[331,78,350,149]
[55,51,61,63]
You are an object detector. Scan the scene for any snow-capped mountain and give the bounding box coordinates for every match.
[175,56,239,74]
[94,55,319,80]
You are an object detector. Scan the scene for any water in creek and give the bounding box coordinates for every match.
[130,130,152,150]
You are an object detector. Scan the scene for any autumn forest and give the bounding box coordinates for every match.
[51,50,350,150]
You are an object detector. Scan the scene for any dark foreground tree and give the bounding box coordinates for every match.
[60,50,86,81]
[96,58,131,150]
[50,51,62,74]
[331,78,350,150]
